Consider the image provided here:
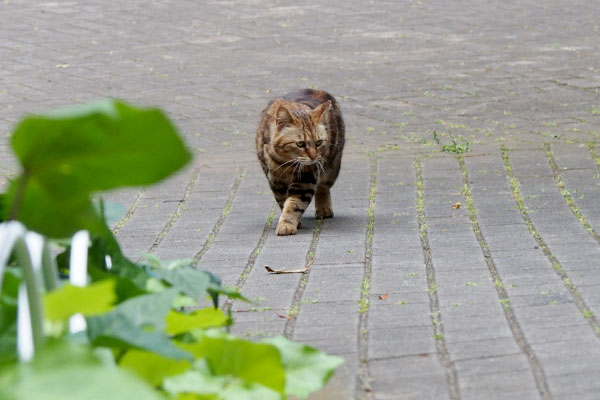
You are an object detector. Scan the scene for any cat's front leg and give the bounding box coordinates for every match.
[277,186,314,235]
[315,184,333,218]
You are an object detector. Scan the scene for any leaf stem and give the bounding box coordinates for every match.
[14,237,45,353]
[41,241,59,291]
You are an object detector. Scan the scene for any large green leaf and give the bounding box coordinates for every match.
[102,201,127,225]
[87,229,149,291]
[263,336,344,399]
[142,256,247,307]
[179,331,286,394]
[43,279,117,322]
[163,360,282,400]
[6,99,191,237]
[166,308,228,335]
[11,99,191,196]
[86,313,191,361]
[86,288,192,360]
[0,339,162,400]
[154,267,211,302]
[119,349,190,386]
[103,287,177,331]
[5,179,106,238]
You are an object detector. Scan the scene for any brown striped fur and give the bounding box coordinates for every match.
[255,89,345,235]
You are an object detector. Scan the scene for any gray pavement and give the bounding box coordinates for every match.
[2,1,600,399]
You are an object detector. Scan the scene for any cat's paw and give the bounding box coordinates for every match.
[315,208,334,219]
[277,221,297,236]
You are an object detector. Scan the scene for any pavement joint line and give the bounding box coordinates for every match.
[501,145,600,339]
[545,143,600,244]
[191,167,245,267]
[415,158,461,400]
[225,202,277,313]
[283,217,324,339]
[458,155,552,400]
[112,188,146,235]
[587,142,600,174]
[147,167,202,255]
[356,154,377,400]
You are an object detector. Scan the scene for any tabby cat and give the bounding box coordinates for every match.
[255,89,345,235]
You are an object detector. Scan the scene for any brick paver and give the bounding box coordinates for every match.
[2,1,600,399]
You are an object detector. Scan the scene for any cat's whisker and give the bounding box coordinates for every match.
[297,162,304,180]
[317,161,327,180]
[291,162,297,174]
[273,159,297,174]
[317,160,325,175]
[282,159,301,176]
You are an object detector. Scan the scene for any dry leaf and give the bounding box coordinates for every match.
[452,202,461,209]
[274,312,293,320]
[265,259,315,274]
[377,293,389,300]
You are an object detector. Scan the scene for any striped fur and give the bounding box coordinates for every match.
[255,89,345,235]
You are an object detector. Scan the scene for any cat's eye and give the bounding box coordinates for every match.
[296,141,306,148]
[315,140,323,147]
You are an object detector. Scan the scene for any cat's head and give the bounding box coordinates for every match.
[267,99,331,166]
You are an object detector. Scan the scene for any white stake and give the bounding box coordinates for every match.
[69,230,90,334]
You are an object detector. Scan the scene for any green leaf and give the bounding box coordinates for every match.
[87,229,149,291]
[166,308,228,335]
[86,288,192,360]
[105,287,177,331]
[263,336,344,399]
[174,395,216,400]
[163,360,282,400]
[6,179,106,238]
[11,99,191,195]
[119,349,190,386]
[6,99,191,237]
[179,331,286,394]
[153,267,211,302]
[43,279,117,322]
[87,313,192,361]
[102,201,127,225]
[0,339,162,400]
[207,284,249,305]
[145,258,247,307]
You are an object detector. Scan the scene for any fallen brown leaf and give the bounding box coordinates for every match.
[274,312,293,320]
[265,258,315,274]
[377,293,389,300]
[452,202,461,209]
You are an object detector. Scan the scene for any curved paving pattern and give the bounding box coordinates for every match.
[1,1,600,399]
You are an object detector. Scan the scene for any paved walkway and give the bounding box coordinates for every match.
[2,1,600,399]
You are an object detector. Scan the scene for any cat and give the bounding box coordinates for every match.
[255,88,345,235]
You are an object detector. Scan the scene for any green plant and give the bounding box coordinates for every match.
[442,139,470,154]
[432,131,470,153]
[0,100,342,399]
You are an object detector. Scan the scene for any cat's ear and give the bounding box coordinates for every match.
[276,106,296,131]
[311,101,332,123]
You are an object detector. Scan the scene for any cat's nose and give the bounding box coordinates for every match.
[307,148,318,160]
